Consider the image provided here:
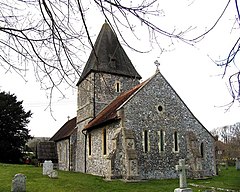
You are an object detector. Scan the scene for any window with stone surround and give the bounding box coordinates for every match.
[157,104,164,113]
[115,81,121,93]
[158,130,165,152]
[173,131,179,152]
[200,142,204,158]
[142,130,150,153]
[102,128,107,155]
[88,133,92,156]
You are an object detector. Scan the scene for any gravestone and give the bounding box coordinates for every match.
[174,159,192,192]
[236,159,240,170]
[48,170,58,179]
[11,173,26,192]
[43,160,53,175]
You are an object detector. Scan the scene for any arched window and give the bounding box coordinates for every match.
[115,81,121,93]
[88,133,92,156]
[200,142,204,158]
[174,131,179,152]
[143,130,149,153]
[102,128,107,155]
[158,130,165,152]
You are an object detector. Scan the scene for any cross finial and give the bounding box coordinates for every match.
[154,60,160,71]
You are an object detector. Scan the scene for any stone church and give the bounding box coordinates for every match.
[50,22,216,180]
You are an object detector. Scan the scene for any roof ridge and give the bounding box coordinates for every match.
[50,117,76,141]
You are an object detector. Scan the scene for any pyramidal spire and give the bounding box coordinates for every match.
[77,22,141,85]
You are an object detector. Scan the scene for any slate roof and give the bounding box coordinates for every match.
[83,80,147,131]
[50,117,76,142]
[77,22,141,85]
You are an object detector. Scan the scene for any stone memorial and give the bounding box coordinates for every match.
[11,173,26,192]
[43,160,53,175]
[48,170,58,179]
[174,159,192,192]
[236,159,240,170]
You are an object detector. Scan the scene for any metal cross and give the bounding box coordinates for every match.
[154,60,160,70]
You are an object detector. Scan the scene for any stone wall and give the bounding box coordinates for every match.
[75,70,216,179]
[94,73,139,115]
[85,120,140,180]
[70,129,77,171]
[75,71,140,173]
[56,139,69,171]
[74,120,88,172]
[85,122,121,177]
[77,74,94,123]
[122,71,216,179]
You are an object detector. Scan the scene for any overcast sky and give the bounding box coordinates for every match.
[0,0,240,137]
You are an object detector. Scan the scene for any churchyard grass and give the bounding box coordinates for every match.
[0,163,239,192]
[189,166,240,191]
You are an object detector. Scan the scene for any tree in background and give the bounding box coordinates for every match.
[0,0,239,106]
[0,91,32,163]
[212,123,240,161]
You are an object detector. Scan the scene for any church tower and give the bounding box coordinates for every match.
[75,22,141,172]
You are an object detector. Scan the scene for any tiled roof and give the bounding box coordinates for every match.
[77,22,141,85]
[83,81,146,131]
[50,117,76,142]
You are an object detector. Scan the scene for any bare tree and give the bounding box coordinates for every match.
[213,0,240,106]
[212,125,230,143]
[212,123,240,159]
[0,0,239,105]
[0,1,85,96]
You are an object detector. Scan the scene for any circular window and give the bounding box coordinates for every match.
[158,105,163,112]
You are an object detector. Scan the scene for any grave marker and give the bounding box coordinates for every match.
[11,173,26,192]
[174,159,192,192]
[43,160,53,175]
[236,159,240,170]
[48,170,58,179]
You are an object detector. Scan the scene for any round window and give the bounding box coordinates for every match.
[158,105,163,112]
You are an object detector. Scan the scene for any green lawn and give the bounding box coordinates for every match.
[0,163,239,192]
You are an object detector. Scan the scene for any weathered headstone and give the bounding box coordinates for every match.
[236,159,240,170]
[174,159,192,192]
[11,173,26,192]
[48,170,58,179]
[43,160,53,175]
